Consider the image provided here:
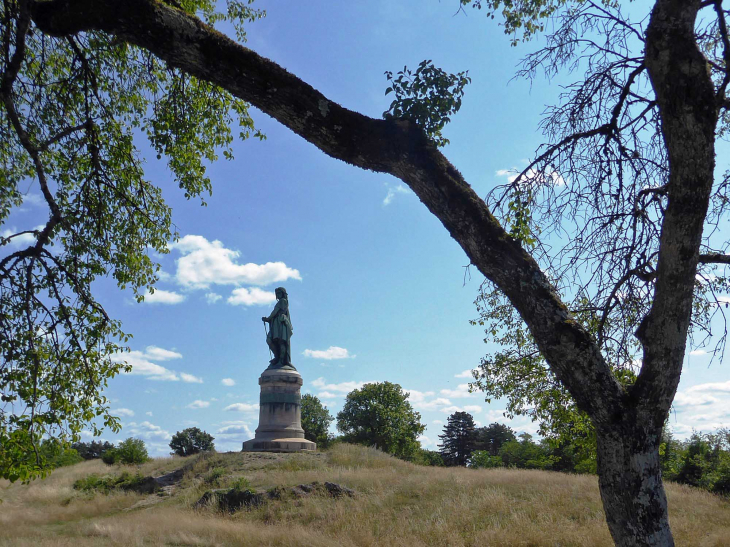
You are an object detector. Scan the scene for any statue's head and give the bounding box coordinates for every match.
[275,287,288,299]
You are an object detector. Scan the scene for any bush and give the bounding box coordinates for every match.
[74,471,156,494]
[39,439,83,469]
[104,438,149,465]
[101,448,118,465]
[469,450,503,469]
[413,449,445,466]
[204,466,226,485]
[169,427,215,457]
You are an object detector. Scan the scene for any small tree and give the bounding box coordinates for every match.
[336,382,425,460]
[438,411,477,467]
[301,394,334,448]
[111,437,149,465]
[169,427,215,457]
[474,423,516,456]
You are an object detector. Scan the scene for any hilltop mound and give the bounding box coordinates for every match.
[1,444,729,546]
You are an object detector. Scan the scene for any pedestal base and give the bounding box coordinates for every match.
[242,437,316,452]
[242,367,317,453]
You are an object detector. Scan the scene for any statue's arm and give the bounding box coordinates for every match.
[266,301,283,322]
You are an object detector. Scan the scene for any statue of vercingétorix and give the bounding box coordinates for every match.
[261,287,294,369]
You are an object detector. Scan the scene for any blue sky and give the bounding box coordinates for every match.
[5,0,730,455]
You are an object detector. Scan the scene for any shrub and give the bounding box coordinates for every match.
[204,467,226,485]
[469,450,503,469]
[74,471,155,494]
[413,449,445,466]
[39,439,83,469]
[101,448,118,465]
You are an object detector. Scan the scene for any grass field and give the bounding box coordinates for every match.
[1,444,729,546]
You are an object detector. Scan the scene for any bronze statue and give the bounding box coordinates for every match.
[262,287,295,369]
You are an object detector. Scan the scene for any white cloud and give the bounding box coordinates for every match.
[180,372,203,383]
[111,346,200,383]
[205,292,222,304]
[145,411,153,417]
[224,403,260,412]
[414,397,453,411]
[455,369,476,379]
[496,166,565,187]
[441,405,483,414]
[0,225,44,246]
[144,346,182,361]
[170,234,301,289]
[432,419,443,425]
[403,389,435,404]
[689,349,707,356]
[227,287,276,306]
[186,400,210,409]
[673,392,720,407]
[318,391,339,399]
[417,435,434,448]
[221,378,236,387]
[439,384,475,399]
[217,424,253,436]
[112,350,179,381]
[687,381,730,394]
[303,347,355,360]
[112,408,135,417]
[668,383,730,439]
[383,184,411,206]
[310,377,365,393]
[126,421,171,441]
[143,289,185,304]
[22,193,44,207]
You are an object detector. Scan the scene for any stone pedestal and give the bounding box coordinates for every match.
[242,367,316,452]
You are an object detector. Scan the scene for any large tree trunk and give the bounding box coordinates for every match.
[596,423,671,547]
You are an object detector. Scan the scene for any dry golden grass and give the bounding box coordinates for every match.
[1,444,729,546]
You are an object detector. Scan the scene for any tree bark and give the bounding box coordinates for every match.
[596,423,671,546]
[27,0,722,544]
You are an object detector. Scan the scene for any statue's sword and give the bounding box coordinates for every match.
[263,321,273,359]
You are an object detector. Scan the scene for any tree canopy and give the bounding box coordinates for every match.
[300,394,334,449]
[169,427,215,457]
[336,382,425,460]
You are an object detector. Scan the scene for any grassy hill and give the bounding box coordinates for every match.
[1,444,729,546]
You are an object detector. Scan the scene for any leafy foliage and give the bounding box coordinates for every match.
[39,438,83,468]
[468,1,730,452]
[169,427,215,457]
[336,382,425,460]
[103,437,149,465]
[300,394,334,449]
[474,422,516,456]
[460,0,617,44]
[73,470,153,494]
[384,60,470,147]
[71,440,115,460]
[0,0,264,481]
[413,448,445,467]
[438,411,477,467]
[661,429,730,496]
